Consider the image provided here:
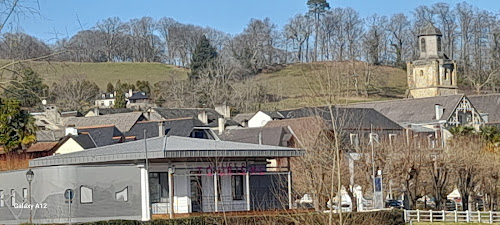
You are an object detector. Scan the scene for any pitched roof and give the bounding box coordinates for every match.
[233,113,255,125]
[265,116,328,146]
[125,118,206,139]
[30,136,304,167]
[467,94,500,123]
[419,23,442,36]
[128,92,149,100]
[219,126,293,146]
[71,134,97,149]
[279,106,403,130]
[348,95,464,124]
[87,108,133,116]
[261,111,284,119]
[152,108,222,126]
[63,112,144,132]
[77,125,122,147]
[36,130,65,142]
[27,142,58,153]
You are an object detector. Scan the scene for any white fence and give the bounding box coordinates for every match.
[404,210,500,223]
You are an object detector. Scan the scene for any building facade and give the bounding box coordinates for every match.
[407,23,458,98]
[0,136,303,224]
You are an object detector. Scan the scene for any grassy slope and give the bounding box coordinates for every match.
[0,60,188,89]
[253,62,408,109]
[0,60,407,109]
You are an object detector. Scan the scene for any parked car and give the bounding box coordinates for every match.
[385,199,403,209]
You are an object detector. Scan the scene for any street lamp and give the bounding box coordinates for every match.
[26,169,34,224]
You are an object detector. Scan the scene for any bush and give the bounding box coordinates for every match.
[77,210,404,225]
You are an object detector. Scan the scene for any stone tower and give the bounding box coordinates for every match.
[407,23,458,98]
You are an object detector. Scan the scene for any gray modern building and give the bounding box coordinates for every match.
[0,136,303,224]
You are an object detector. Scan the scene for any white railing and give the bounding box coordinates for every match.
[404,210,500,223]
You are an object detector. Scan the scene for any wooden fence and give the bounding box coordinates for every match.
[404,210,500,223]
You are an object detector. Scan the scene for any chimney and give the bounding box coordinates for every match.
[215,103,231,119]
[94,108,99,117]
[65,125,78,136]
[435,104,443,120]
[198,110,208,125]
[45,105,61,125]
[218,117,225,134]
[128,89,133,98]
[158,122,164,137]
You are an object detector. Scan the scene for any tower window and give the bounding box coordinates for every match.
[421,38,426,52]
[437,37,442,52]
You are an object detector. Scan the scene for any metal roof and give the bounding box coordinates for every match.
[29,136,304,167]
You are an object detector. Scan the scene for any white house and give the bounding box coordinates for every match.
[247,111,284,128]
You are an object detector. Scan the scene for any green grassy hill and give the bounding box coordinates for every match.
[254,62,408,109]
[0,60,408,109]
[0,60,188,89]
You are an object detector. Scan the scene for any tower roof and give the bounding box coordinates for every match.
[419,23,442,37]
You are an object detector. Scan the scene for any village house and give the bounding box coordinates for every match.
[95,89,154,110]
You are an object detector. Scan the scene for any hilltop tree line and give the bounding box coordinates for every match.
[0,2,498,85]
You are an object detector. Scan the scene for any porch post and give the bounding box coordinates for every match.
[246,171,250,211]
[214,172,218,212]
[168,167,174,219]
[139,166,151,221]
[287,157,292,209]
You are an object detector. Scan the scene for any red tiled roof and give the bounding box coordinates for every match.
[27,142,59,153]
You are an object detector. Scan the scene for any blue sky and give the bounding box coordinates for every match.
[13,0,498,43]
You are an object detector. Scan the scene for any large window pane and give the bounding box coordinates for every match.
[149,172,169,203]
[232,175,244,200]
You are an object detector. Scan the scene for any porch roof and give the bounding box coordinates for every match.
[29,136,304,167]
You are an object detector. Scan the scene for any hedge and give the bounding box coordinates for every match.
[77,210,404,225]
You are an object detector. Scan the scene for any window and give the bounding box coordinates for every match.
[100,101,104,106]
[437,37,442,51]
[232,175,244,200]
[23,188,27,201]
[421,38,426,52]
[389,134,397,146]
[191,130,208,139]
[444,69,448,80]
[80,186,93,204]
[217,176,222,201]
[108,100,113,106]
[369,133,379,144]
[10,189,15,207]
[115,187,128,202]
[420,70,424,76]
[349,134,359,148]
[149,172,169,203]
[0,190,4,207]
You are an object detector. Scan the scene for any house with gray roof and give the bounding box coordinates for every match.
[63,112,145,133]
[348,94,485,129]
[467,94,500,125]
[0,136,304,224]
[125,118,218,140]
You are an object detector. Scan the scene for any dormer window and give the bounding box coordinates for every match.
[437,37,442,52]
[102,94,105,98]
[421,38,426,52]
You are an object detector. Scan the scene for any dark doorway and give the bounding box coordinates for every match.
[190,173,203,212]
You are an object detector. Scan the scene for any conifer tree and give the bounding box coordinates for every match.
[190,35,218,80]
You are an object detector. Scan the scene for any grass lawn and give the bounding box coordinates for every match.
[415,223,491,225]
[0,60,188,89]
[1,60,408,109]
